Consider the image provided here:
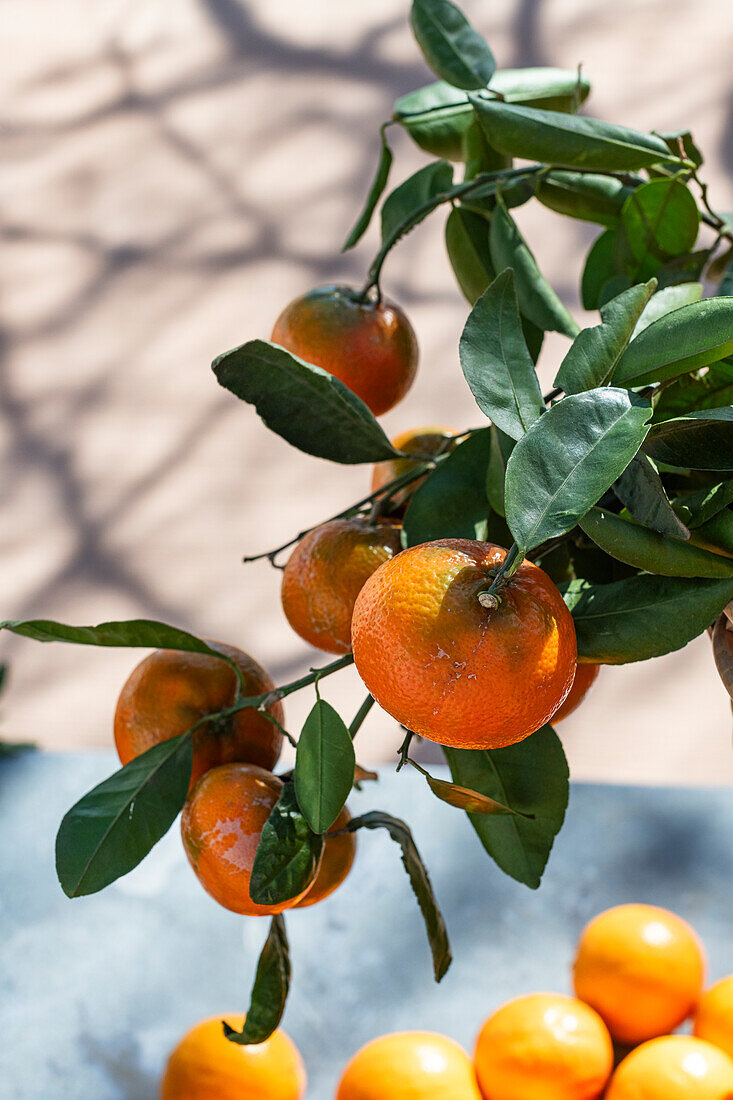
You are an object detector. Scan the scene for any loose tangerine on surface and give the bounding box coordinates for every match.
[114,644,283,790]
[553,662,600,722]
[160,1014,306,1100]
[271,284,418,416]
[351,539,577,749]
[371,425,457,507]
[605,1035,733,1100]
[473,993,613,1100]
[336,1031,482,1100]
[181,764,314,916]
[694,976,733,1061]
[281,517,403,654]
[573,903,706,1044]
[295,806,356,908]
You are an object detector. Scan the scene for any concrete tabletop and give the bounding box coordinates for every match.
[1,751,732,1099]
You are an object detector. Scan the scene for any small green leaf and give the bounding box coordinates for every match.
[294,698,355,834]
[614,453,689,538]
[487,66,590,109]
[381,161,454,246]
[423,772,527,816]
[213,340,399,465]
[536,171,634,227]
[486,424,513,516]
[445,207,494,305]
[554,280,657,395]
[616,179,700,281]
[1,618,229,660]
[505,389,652,552]
[393,82,474,161]
[613,298,733,388]
[563,573,733,662]
[443,725,569,889]
[224,916,290,1046]
[581,230,617,311]
[579,507,733,578]
[656,249,710,290]
[403,429,495,546]
[659,129,703,168]
[250,783,324,907]
[674,479,733,529]
[469,98,681,172]
[631,283,703,338]
[489,202,578,337]
[643,408,733,470]
[347,810,452,981]
[410,0,495,90]
[459,269,545,438]
[56,735,192,897]
[689,511,733,557]
[343,126,393,250]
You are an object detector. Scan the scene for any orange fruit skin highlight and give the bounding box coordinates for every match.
[605,1035,733,1100]
[336,1031,483,1100]
[271,284,418,417]
[295,806,356,908]
[281,518,403,654]
[160,1014,306,1100]
[473,993,613,1100]
[573,904,706,1044]
[371,426,456,506]
[553,662,600,722]
[694,976,733,1060]
[351,539,577,749]
[181,764,314,916]
[114,645,283,790]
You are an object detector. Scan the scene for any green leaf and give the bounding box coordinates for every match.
[659,129,703,168]
[631,283,703,338]
[0,663,6,697]
[381,161,454,246]
[536,171,634,227]
[563,573,733,663]
[643,408,733,470]
[469,98,681,172]
[410,0,495,90]
[554,280,657,395]
[347,810,452,981]
[443,725,568,889]
[250,782,324,907]
[1,618,227,658]
[224,916,290,1046]
[654,361,733,421]
[581,230,617,310]
[614,453,689,538]
[656,249,710,290]
[616,179,700,280]
[294,698,355,834]
[579,507,733,578]
[489,66,590,110]
[55,736,192,898]
[213,340,399,465]
[343,126,393,250]
[613,298,733,388]
[393,82,475,161]
[459,269,545,438]
[403,429,492,545]
[489,202,578,337]
[522,317,545,364]
[688,511,733,557]
[445,207,494,304]
[673,479,733,529]
[486,424,513,516]
[504,389,652,552]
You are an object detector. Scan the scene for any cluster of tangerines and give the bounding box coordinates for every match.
[161,903,733,1099]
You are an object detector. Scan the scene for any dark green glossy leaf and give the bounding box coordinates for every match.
[56,735,192,897]
[563,573,733,662]
[489,202,578,337]
[486,424,513,516]
[403,429,491,545]
[631,283,703,338]
[347,810,451,981]
[224,916,290,1046]
[469,98,680,171]
[505,389,652,552]
[654,361,733,421]
[581,230,617,311]
[2,618,227,659]
[656,249,710,290]
[294,698,355,834]
[599,275,633,308]
[445,207,494,304]
[522,317,545,364]
[613,298,733,388]
[462,120,511,181]
[250,783,324,906]
[555,281,656,395]
[381,160,454,246]
[343,126,393,250]
[213,340,399,465]
[614,453,689,538]
[536,171,634,227]
[579,507,732,577]
[459,269,544,438]
[410,0,495,90]
[443,725,568,888]
[488,67,590,108]
[616,180,700,281]
[644,408,733,470]
[659,130,703,168]
[674,479,733,528]
[688,511,733,557]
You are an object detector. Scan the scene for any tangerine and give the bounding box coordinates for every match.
[371,426,456,507]
[295,806,356,908]
[336,1031,482,1100]
[553,662,600,722]
[694,976,733,1060]
[605,1035,733,1100]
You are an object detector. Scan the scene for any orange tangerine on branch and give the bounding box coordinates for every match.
[336,1030,482,1100]
[694,976,733,1061]
[371,425,457,507]
[605,1035,733,1100]
[553,662,600,722]
[295,806,356,908]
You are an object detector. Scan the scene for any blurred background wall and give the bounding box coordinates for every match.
[2,0,733,782]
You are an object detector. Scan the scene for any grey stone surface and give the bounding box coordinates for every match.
[1,751,732,1099]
